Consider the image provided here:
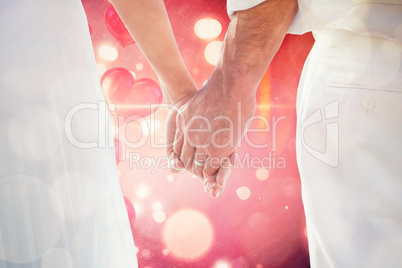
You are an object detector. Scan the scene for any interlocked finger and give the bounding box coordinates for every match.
[192,151,208,181]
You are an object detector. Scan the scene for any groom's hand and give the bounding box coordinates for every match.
[172,0,298,197]
[173,68,256,198]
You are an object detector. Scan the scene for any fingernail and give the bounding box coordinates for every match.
[206,182,216,189]
[172,162,184,171]
[215,189,221,198]
[172,166,184,171]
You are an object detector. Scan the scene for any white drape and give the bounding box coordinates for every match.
[0,0,138,267]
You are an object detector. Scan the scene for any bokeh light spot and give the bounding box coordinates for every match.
[236,186,251,200]
[0,176,63,263]
[162,209,214,261]
[194,18,222,39]
[136,186,149,199]
[256,168,269,181]
[135,63,144,71]
[248,212,270,232]
[192,68,199,75]
[283,185,295,197]
[162,248,170,256]
[394,24,402,40]
[70,236,85,251]
[153,211,166,223]
[140,119,160,135]
[99,45,118,61]
[51,172,99,221]
[8,107,62,161]
[382,39,401,58]
[41,248,73,268]
[141,249,151,258]
[215,260,231,268]
[167,175,174,182]
[152,202,163,211]
[204,41,223,65]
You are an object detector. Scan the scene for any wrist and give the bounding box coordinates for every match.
[159,69,197,104]
[160,80,197,105]
[209,63,259,103]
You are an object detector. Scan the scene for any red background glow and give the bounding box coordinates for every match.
[81,0,315,267]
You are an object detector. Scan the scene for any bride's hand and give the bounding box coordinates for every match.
[172,70,256,197]
[164,91,197,173]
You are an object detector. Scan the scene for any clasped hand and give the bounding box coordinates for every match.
[165,75,256,198]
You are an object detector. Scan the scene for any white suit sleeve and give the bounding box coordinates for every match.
[226,0,353,35]
[226,0,266,18]
[226,0,306,34]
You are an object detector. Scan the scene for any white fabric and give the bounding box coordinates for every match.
[294,2,402,267]
[330,3,402,41]
[0,0,138,267]
[227,0,402,35]
[226,0,352,33]
[226,0,265,16]
[288,0,352,34]
[296,26,402,267]
[227,0,402,267]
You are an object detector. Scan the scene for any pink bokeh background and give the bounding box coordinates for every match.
[81,0,314,267]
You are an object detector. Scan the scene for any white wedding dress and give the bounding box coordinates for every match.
[0,0,138,267]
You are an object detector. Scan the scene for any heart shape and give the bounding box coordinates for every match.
[114,138,123,165]
[104,5,135,48]
[88,23,93,38]
[101,67,163,125]
[123,196,136,224]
